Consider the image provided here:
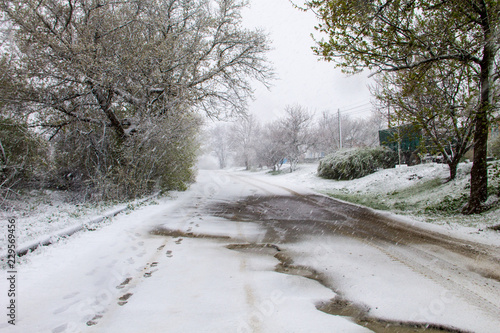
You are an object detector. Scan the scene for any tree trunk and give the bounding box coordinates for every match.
[466,108,489,213]
[464,3,493,214]
[447,159,459,182]
[90,84,126,139]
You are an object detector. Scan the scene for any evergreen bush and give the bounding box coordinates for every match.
[318,147,397,180]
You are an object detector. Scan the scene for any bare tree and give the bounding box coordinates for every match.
[209,123,231,169]
[316,110,381,155]
[316,111,341,154]
[255,122,287,171]
[278,105,315,172]
[229,115,260,170]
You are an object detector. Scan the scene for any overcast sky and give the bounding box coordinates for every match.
[241,0,374,122]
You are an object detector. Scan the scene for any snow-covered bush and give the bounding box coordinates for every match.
[51,112,200,200]
[0,117,48,190]
[317,147,397,180]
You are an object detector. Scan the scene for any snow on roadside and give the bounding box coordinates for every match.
[0,189,162,256]
[242,162,455,196]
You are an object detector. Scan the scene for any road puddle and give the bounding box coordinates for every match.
[316,298,469,333]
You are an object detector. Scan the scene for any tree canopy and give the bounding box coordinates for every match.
[0,0,273,199]
[304,0,500,213]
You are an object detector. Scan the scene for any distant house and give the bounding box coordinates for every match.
[379,124,422,165]
[304,150,325,163]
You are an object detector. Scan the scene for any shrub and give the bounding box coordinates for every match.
[0,117,48,190]
[318,147,397,180]
[51,113,200,200]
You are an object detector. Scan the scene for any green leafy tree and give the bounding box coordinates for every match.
[374,62,476,181]
[303,0,500,213]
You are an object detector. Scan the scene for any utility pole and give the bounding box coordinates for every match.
[388,101,391,128]
[338,108,342,150]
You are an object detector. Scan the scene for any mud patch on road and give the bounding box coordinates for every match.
[211,194,497,332]
[209,194,500,277]
[150,226,231,240]
[229,242,466,333]
[226,243,281,253]
[226,242,328,285]
[273,250,329,287]
[317,298,470,333]
[210,195,347,225]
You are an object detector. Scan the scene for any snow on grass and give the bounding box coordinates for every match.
[0,189,161,255]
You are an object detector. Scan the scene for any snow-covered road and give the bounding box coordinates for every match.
[1,170,500,333]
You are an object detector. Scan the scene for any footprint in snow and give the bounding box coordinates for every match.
[144,271,154,278]
[52,322,80,333]
[118,292,133,306]
[116,277,132,289]
[175,238,183,245]
[52,323,71,333]
[86,313,104,326]
[166,250,173,258]
[107,259,118,268]
[62,291,80,299]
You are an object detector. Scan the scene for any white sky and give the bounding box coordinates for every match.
[241,0,374,122]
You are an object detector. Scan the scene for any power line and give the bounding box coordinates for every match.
[339,101,371,112]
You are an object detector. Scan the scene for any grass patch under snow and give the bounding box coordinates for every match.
[310,161,500,230]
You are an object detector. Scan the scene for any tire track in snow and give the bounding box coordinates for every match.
[372,241,500,320]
